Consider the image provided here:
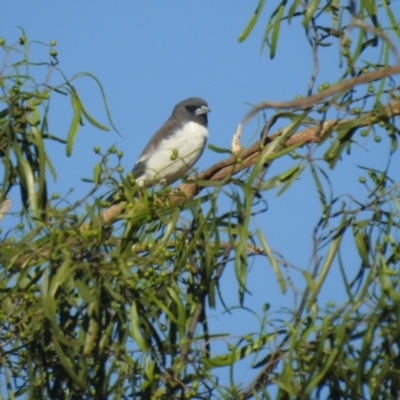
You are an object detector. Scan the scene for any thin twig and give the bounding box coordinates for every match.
[242,65,400,121]
[306,16,320,96]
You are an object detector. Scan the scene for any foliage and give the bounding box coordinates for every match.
[1,2,400,399]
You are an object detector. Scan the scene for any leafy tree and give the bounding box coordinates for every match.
[1,1,400,398]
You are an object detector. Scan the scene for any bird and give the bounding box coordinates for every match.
[129,97,210,187]
[109,97,210,201]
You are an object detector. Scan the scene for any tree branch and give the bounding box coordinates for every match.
[242,65,400,121]
[101,99,400,225]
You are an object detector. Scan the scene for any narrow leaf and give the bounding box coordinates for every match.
[303,0,320,27]
[130,301,149,352]
[66,91,82,156]
[307,218,347,308]
[238,0,265,42]
[80,102,110,131]
[270,1,286,59]
[257,229,286,293]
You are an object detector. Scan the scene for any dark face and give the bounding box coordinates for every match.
[172,97,210,126]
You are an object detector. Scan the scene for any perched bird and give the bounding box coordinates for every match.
[129,97,210,187]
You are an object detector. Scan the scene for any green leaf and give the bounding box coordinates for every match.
[14,144,38,215]
[276,163,305,196]
[69,71,120,135]
[237,0,265,42]
[269,1,286,59]
[146,292,179,325]
[260,0,286,57]
[288,0,301,23]
[93,162,101,184]
[352,223,370,267]
[302,271,317,296]
[49,259,74,297]
[257,229,286,293]
[203,333,277,369]
[75,280,97,303]
[307,217,348,309]
[83,317,99,355]
[80,101,110,131]
[309,163,331,220]
[259,164,300,191]
[30,126,47,209]
[167,286,186,342]
[52,336,86,389]
[363,0,377,18]
[66,90,82,156]
[207,143,232,154]
[383,1,400,40]
[130,301,149,352]
[303,0,320,27]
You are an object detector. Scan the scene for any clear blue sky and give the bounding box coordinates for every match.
[2,0,400,391]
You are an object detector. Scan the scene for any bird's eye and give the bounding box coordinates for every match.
[186,105,195,112]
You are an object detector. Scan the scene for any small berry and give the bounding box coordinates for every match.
[50,39,57,46]
[374,135,381,142]
[342,38,352,47]
[50,49,57,57]
[93,145,100,153]
[359,177,366,183]
[19,36,26,45]
[0,38,5,46]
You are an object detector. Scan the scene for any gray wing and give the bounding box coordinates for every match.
[133,117,182,169]
[131,161,146,179]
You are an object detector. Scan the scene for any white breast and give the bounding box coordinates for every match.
[137,121,208,186]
